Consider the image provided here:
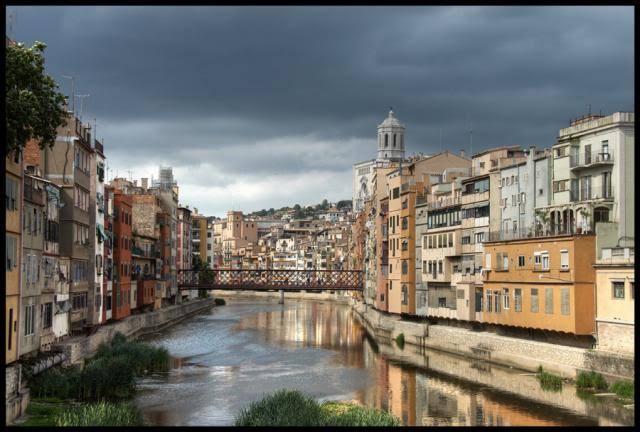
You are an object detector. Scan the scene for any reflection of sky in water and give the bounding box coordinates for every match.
[135,299,621,426]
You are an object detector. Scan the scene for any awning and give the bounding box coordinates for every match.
[96,224,108,242]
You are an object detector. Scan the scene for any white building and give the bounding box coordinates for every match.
[90,141,106,326]
[544,112,634,239]
[352,109,407,213]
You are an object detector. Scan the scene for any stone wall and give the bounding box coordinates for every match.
[212,290,353,304]
[55,297,215,364]
[5,364,29,425]
[351,301,633,380]
[596,321,634,355]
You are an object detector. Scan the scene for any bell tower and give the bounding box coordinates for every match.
[377,108,406,162]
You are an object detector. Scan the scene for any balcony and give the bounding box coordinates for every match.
[427,197,461,210]
[461,190,489,205]
[571,185,614,202]
[570,151,613,170]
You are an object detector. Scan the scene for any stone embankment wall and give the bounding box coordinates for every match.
[55,297,215,365]
[6,364,29,425]
[351,302,634,381]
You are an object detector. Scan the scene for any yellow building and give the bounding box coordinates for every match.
[5,149,22,364]
[191,213,208,265]
[594,246,634,354]
[483,234,596,335]
[386,152,471,315]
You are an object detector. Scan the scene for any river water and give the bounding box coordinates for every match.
[134,298,632,426]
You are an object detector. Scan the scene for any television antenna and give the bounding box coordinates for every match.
[75,94,90,121]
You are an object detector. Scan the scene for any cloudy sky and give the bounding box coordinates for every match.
[7,6,633,217]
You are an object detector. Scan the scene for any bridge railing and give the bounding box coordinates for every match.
[177,269,363,291]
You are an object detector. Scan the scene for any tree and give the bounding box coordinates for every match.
[293,204,301,211]
[6,41,68,156]
[321,199,329,210]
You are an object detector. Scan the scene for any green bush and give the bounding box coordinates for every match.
[536,367,563,392]
[235,389,324,426]
[395,333,405,350]
[576,371,608,391]
[322,401,401,426]
[214,298,226,306]
[610,380,634,399]
[234,390,401,426]
[29,332,169,402]
[54,402,143,426]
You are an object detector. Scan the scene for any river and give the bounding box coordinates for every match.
[134,298,632,426]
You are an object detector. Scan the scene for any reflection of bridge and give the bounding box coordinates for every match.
[177,269,363,292]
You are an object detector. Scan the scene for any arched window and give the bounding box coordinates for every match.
[393,134,396,148]
[385,134,389,148]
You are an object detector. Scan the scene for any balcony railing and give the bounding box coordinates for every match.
[487,224,580,242]
[571,185,614,202]
[570,151,614,169]
[427,197,461,210]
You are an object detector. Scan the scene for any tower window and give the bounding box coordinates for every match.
[400,134,403,148]
[385,134,388,148]
[393,134,396,148]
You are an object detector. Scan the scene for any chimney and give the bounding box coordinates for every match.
[141,178,148,191]
[459,149,466,158]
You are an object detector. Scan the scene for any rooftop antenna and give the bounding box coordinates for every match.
[61,75,75,114]
[469,121,473,157]
[75,94,90,121]
[127,170,133,182]
[8,10,16,38]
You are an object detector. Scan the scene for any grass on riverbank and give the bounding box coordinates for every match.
[610,380,634,399]
[536,366,563,392]
[234,389,401,426]
[395,333,405,350]
[576,371,608,391]
[18,400,142,427]
[29,332,169,402]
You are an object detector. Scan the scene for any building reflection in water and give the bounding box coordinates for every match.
[235,301,603,427]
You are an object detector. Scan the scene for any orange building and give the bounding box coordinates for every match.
[482,234,596,335]
[112,191,132,320]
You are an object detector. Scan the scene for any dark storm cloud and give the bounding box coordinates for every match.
[7,6,633,216]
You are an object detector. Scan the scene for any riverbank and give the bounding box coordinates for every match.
[211,289,353,305]
[349,300,634,425]
[350,301,634,381]
[6,297,215,425]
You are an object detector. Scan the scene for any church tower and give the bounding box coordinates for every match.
[377,109,406,162]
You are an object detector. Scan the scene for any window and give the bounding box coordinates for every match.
[560,288,570,315]
[553,180,569,193]
[612,281,625,299]
[5,177,18,211]
[494,290,501,313]
[401,260,408,275]
[392,187,399,199]
[74,186,90,212]
[518,256,525,267]
[106,295,112,311]
[555,146,567,158]
[514,289,522,312]
[71,292,87,310]
[448,233,453,247]
[503,253,509,271]
[486,290,493,312]
[545,288,553,314]
[485,253,492,269]
[74,223,90,245]
[6,235,18,270]
[401,285,408,305]
[25,304,35,336]
[475,232,485,244]
[8,308,13,351]
[542,253,550,270]
[531,288,539,313]
[560,250,569,270]
[438,261,443,274]
[401,217,408,230]
[41,303,53,329]
[503,288,510,309]
[512,195,516,206]
[438,297,447,308]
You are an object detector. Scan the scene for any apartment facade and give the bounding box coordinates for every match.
[112,190,132,320]
[89,140,106,326]
[43,115,94,334]
[20,173,47,357]
[593,246,634,354]
[483,235,596,335]
[546,112,634,238]
[6,149,23,363]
